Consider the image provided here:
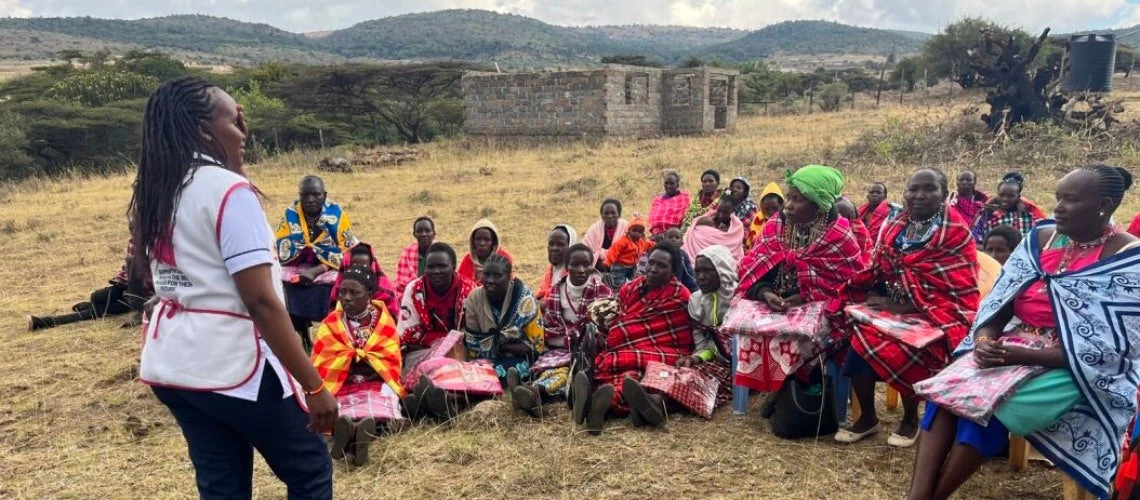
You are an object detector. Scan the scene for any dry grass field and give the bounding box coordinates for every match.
[1,96,1138,499]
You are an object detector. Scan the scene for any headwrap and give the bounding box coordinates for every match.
[628,217,647,231]
[785,165,845,212]
[688,245,738,327]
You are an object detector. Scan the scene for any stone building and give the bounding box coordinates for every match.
[461,64,739,142]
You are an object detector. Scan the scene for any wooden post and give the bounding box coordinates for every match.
[273,128,280,152]
[763,101,769,115]
[923,68,929,102]
[318,128,325,150]
[899,69,905,106]
[808,83,814,114]
[948,62,955,103]
[850,89,855,110]
[886,386,900,410]
[876,64,886,107]
[1009,436,1030,472]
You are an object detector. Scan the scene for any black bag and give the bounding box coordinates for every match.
[767,366,840,439]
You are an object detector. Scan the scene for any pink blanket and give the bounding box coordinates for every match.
[641,361,719,419]
[336,381,403,421]
[682,214,744,262]
[721,298,830,392]
[281,265,339,285]
[844,304,944,349]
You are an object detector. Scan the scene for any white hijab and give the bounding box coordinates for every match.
[687,245,738,327]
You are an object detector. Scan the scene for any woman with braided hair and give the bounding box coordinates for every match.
[970,172,1046,242]
[132,77,335,499]
[908,165,1140,500]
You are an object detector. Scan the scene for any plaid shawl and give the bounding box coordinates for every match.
[397,274,476,349]
[858,201,903,243]
[948,189,988,228]
[648,191,692,235]
[971,201,1045,242]
[594,276,694,383]
[738,215,863,302]
[543,273,613,349]
[311,301,405,397]
[329,242,399,315]
[395,241,428,299]
[848,217,873,268]
[955,223,1140,498]
[839,205,980,395]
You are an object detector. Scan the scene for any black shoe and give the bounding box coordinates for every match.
[759,391,779,419]
[629,405,646,428]
[403,393,426,420]
[331,416,354,460]
[571,372,591,426]
[513,385,542,419]
[622,377,666,427]
[424,382,459,421]
[353,418,376,466]
[586,384,614,436]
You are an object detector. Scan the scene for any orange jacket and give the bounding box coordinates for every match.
[605,235,653,267]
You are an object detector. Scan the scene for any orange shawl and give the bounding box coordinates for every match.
[311,300,405,397]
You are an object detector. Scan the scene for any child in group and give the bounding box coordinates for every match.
[635,229,699,291]
[605,217,652,288]
[982,224,1022,265]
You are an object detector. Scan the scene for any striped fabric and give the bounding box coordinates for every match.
[311,301,405,398]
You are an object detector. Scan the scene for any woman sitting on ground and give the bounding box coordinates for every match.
[745,182,785,249]
[514,244,613,417]
[858,181,904,241]
[948,170,988,226]
[330,243,398,316]
[462,254,546,387]
[571,242,694,435]
[834,168,980,448]
[682,194,745,262]
[621,245,738,427]
[734,165,863,393]
[535,224,579,303]
[971,172,1046,242]
[276,175,358,350]
[458,218,512,284]
[30,239,152,331]
[583,198,629,272]
[394,216,436,298]
[726,177,759,227]
[681,169,721,232]
[907,165,1140,500]
[311,265,404,466]
[647,170,692,235]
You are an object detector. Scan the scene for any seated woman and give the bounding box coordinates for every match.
[462,254,546,386]
[726,177,759,228]
[948,169,988,226]
[858,181,904,241]
[680,169,721,232]
[515,244,613,417]
[582,198,629,272]
[745,182,785,249]
[30,239,152,330]
[276,175,357,350]
[330,243,398,315]
[647,170,692,235]
[310,265,403,466]
[535,224,579,303]
[734,165,863,393]
[571,242,694,435]
[458,218,512,284]
[834,168,980,448]
[397,243,501,420]
[907,165,1140,500]
[971,172,1046,242]
[621,245,738,427]
[682,194,745,262]
[394,216,436,298]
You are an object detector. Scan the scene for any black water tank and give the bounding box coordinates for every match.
[1065,34,1116,93]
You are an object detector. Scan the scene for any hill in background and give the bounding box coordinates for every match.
[0,9,926,68]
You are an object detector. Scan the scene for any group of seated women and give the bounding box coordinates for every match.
[53,159,1122,497]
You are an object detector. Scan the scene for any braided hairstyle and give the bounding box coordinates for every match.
[1080,164,1133,206]
[483,253,512,276]
[129,76,228,277]
[341,264,378,294]
[999,172,1025,194]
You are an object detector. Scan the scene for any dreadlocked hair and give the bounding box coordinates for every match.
[129,76,225,278]
[1080,164,1133,202]
[484,253,513,276]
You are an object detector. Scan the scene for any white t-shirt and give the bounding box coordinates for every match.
[213,185,292,402]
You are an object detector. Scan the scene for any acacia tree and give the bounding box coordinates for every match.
[274,62,478,144]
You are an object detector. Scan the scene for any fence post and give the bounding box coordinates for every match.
[850,89,855,110]
[319,128,325,150]
[876,64,886,107]
[808,83,814,114]
[273,128,280,152]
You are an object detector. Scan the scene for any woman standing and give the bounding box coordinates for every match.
[394,216,436,298]
[907,165,1140,500]
[132,77,336,499]
[834,168,979,448]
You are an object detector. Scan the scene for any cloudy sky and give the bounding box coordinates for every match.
[1,0,1137,34]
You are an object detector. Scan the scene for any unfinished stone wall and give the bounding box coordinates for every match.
[462,69,609,140]
[661,70,706,135]
[603,66,663,138]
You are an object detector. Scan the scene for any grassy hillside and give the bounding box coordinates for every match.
[3,94,1136,497]
[703,20,925,61]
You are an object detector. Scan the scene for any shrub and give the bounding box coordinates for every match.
[0,111,34,180]
[818,82,848,112]
[45,70,160,106]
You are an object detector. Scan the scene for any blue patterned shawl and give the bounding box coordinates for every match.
[957,222,1140,498]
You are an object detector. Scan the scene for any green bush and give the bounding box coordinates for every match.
[818,82,848,112]
[0,111,34,180]
[10,98,145,176]
[46,70,160,106]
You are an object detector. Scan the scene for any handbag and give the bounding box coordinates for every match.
[768,364,840,439]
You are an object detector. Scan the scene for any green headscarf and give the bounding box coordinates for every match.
[785,165,845,212]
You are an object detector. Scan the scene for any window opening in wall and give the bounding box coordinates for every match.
[672,75,693,107]
[625,74,649,105]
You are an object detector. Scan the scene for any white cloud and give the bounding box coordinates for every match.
[12,0,1140,33]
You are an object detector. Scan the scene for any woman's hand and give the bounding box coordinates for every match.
[298,265,325,286]
[783,294,804,308]
[304,389,338,433]
[763,291,788,312]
